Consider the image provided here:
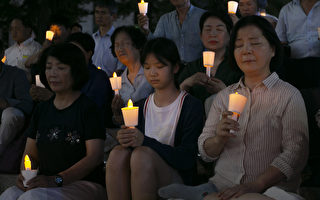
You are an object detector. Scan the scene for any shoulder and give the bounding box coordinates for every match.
[182,93,203,112]
[192,5,206,15]
[279,1,296,13]
[4,45,15,55]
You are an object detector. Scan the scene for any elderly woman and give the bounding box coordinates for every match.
[160,16,308,200]
[179,11,242,104]
[110,26,153,125]
[0,43,106,200]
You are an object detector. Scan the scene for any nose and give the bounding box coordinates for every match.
[243,42,253,54]
[150,67,157,76]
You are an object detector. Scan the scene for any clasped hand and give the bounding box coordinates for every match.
[117,126,144,148]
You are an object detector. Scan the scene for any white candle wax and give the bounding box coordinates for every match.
[21,169,38,187]
[35,75,45,88]
[109,72,122,95]
[121,99,139,127]
[138,1,148,15]
[203,51,215,77]
[46,31,54,41]
[228,1,238,14]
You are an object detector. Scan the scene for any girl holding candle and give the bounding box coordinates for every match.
[160,16,308,200]
[0,43,106,200]
[106,38,204,200]
[179,11,243,104]
[110,26,153,125]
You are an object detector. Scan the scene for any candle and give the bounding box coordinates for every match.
[260,9,267,16]
[21,155,38,187]
[109,72,122,95]
[228,1,238,14]
[35,75,45,88]
[46,30,54,41]
[97,66,102,70]
[138,0,148,15]
[228,92,247,133]
[1,56,5,63]
[121,99,139,127]
[203,51,215,77]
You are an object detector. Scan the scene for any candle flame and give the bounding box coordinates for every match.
[128,99,133,108]
[235,92,238,94]
[97,66,101,70]
[1,56,5,63]
[141,0,144,3]
[24,155,31,170]
[113,72,117,78]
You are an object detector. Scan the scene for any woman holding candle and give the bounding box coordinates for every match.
[179,11,242,104]
[0,43,106,200]
[160,16,308,200]
[110,26,153,125]
[106,38,204,200]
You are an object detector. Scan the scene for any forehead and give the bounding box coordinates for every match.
[11,19,24,27]
[236,25,264,39]
[204,17,226,28]
[95,6,110,12]
[115,31,131,41]
[239,0,256,4]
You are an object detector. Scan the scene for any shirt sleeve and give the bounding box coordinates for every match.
[271,90,309,180]
[142,95,204,171]
[275,7,288,43]
[149,15,166,39]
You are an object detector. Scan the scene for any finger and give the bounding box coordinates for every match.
[221,111,233,118]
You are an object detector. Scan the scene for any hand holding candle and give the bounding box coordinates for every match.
[109,72,122,95]
[138,0,148,15]
[228,92,247,133]
[35,75,45,88]
[228,1,238,14]
[21,155,38,187]
[203,51,215,77]
[121,99,139,127]
[46,30,54,41]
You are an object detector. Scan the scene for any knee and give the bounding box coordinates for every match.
[107,145,131,170]
[18,188,46,200]
[1,107,25,124]
[130,146,156,172]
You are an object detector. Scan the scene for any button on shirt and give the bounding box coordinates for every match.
[149,5,205,62]
[92,26,122,76]
[198,73,308,192]
[119,67,153,104]
[276,0,320,58]
[4,37,41,71]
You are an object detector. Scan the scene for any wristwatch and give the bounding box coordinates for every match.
[54,174,63,187]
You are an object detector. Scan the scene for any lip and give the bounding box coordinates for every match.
[242,60,255,63]
[208,40,218,45]
[149,80,159,84]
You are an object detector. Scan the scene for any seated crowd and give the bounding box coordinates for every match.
[0,0,319,200]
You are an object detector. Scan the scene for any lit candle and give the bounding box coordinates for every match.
[1,56,6,63]
[138,0,148,15]
[228,1,238,14]
[260,9,266,16]
[35,75,45,88]
[228,92,247,133]
[46,30,54,41]
[109,72,122,95]
[21,155,38,187]
[203,51,215,77]
[97,66,102,70]
[121,99,139,127]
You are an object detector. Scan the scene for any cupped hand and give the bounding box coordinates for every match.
[117,126,144,148]
[216,111,239,138]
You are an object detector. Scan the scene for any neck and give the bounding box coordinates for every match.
[126,60,141,84]
[176,2,191,24]
[154,85,180,107]
[99,24,112,36]
[244,71,271,91]
[213,48,226,67]
[54,90,81,110]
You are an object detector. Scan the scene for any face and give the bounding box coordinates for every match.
[95,6,113,27]
[10,19,31,44]
[201,17,230,52]
[143,54,178,90]
[71,26,82,34]
[234,25,275,77]
[239,0,258,17]
[50,24,70,44]
[114,32,140,65]
[169,0,189,8]
[45,56,74,93]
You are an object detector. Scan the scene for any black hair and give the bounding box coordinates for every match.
[45,43,89,90]
[228,15,283,73]
[0,40,4,59]
[71,23,82,31]
[66,32,95,53]
[49,15,72,29]
[199,10,233,34]
[95,0,118,14]
[110,26,146,57]
[11,16,33,29]
[140,37,183,89]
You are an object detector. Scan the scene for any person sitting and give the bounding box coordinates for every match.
[0,40,33,156]
[106,38,204,200]
[0,43,106,200]
[137,0,205,63]
[110,26,153,125]
[179,11,242,106]
[159,16,308,200]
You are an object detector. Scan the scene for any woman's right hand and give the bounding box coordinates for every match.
[180,72,209,91]
[16,173,26,191]
[137,14,150,35]
[216,111,240,138]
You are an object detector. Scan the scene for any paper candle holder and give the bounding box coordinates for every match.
[21,169,38,187]
[228,1,238,14]
[35,75,45,88]
[46,30,54,41]
[109,72,122,95]
[121,99,139,127]
[203,51,215,77]
[228,92,247,133]
[138,0,148,15]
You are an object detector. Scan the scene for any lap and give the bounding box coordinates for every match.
[203,192,274,200]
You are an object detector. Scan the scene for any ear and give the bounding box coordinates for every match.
[271,46,275,57]
[173,63,180,74]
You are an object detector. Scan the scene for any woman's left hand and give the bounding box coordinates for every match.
[206,78,226,94]
[26,175,56,190]
[217,181,264,200]
[117,126,144,148]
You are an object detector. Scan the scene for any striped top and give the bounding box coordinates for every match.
[198,72,309,192]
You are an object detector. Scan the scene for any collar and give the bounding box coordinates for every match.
[15,37,34,47]
[174,4,194,18]
[230,72,279,91]
[93,26,115,38]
